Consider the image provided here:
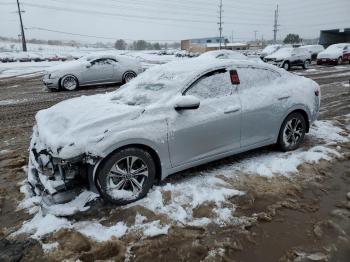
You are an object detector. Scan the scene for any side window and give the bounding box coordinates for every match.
[237,67,280,89]
[186,69,233,99]
[92,58,114,66]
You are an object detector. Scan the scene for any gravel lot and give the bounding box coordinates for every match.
[0,64,350,261]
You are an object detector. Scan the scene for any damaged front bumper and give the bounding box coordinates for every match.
[27,148,100,206]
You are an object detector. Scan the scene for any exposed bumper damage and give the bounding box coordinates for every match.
[28,148,100,206]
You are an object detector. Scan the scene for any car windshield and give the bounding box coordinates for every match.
[271,47,293,56]
[110,66,193,106]
[262,45,280,53]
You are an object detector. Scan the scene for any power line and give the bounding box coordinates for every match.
[26,26,180,42]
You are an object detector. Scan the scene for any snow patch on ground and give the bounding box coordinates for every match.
[14,119,350,245]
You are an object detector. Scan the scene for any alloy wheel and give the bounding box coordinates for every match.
[106,156,148,199]
[62,76,77,90]
[282,118,304,147]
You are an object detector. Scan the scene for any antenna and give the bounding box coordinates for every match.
[16,0,27,52]
[218,0,223,49]
[273,4,280,44]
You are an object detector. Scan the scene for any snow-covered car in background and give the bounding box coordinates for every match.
[0,52,15,63]
[199,50,247,60]
[264,47,311,70]
[27,58,320,206]
[260,44,282,60]
[317,43,350,65]
[43,54,142,91]
[28,52,46,62]
[299,45,325,60]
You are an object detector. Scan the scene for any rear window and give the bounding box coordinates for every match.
[237,67,280,89]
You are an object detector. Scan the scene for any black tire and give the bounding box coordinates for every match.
[302,60,311,69]
[278,112,307,152]
[96,147,156,205]
[122,71,137,84]
[282,61,290,71]
[60,75,79,91]
[337,57,343,65]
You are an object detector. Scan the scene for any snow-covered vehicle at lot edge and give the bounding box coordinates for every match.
[317,43,350,65]
[260,44,282,60]
[43,54,142,91]
[299,45,325,61]
[264,47,312,70]
[199,50,247,60]
[27,58,321,206]
[0,52,15,63]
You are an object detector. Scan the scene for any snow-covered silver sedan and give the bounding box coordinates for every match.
[43,54,143,91]
[27,58,320,206]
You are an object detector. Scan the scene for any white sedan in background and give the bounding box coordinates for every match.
[43,54,143,91]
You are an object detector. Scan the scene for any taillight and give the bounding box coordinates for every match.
[230,70,240,85]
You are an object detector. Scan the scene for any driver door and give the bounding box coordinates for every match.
[82,58,115,84]
[168,68,242,167]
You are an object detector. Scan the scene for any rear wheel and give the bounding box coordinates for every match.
[123,71,137,84]
[97,148,156,205]
[303,60,311,69]
[278,112,307,152]
[61,75,79,91]
[282,61,290,71]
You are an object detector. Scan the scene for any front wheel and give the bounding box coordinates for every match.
[278,112,307,152]
[337,57,343,65]
[61,75,79,91]
[97,148,156,205]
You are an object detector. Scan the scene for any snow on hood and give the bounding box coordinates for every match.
[35,93,146,158]
[45,60,83,74]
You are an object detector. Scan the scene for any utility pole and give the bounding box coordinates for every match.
[218,0,223,49]
[16,0,27,52]
[254,30,258,41]
[273,4,280,44]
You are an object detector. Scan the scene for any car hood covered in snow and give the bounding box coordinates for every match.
[34,93,149,159]
[45,60,83,74]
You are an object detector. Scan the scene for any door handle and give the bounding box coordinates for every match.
[278,96,290,101]
[224,107,240,114]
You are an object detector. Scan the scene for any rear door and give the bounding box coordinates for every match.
[237,66,286,147]
[168,68,242,167]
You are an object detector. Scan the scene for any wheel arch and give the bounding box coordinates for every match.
[59,74,80,89]
[92,142,164,186]
[278,107,311,138]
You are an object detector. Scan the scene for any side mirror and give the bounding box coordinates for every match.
[174,95,200,111]
[86,62,92,68]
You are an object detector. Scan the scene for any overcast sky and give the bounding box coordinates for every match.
[0,0,349,43]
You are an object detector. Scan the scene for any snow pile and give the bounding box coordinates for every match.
[129,175,243,225]
[217,145,341,178]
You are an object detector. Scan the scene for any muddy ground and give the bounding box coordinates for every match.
[0,64,350,261]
